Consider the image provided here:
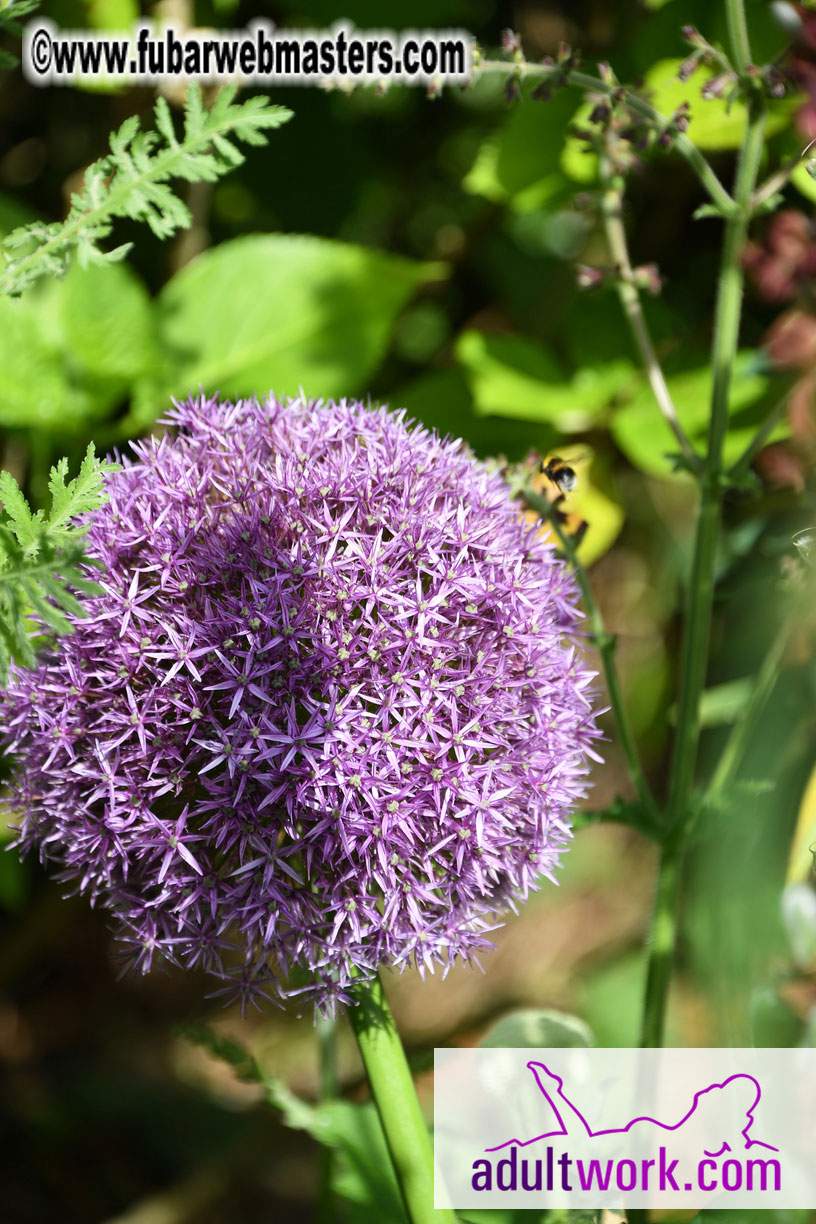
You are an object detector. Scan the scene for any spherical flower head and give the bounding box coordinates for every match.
[2,394,601,1013]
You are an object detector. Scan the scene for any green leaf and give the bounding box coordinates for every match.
[695,676,754,727]
[179,1023,405,1222]
[463,83,579,210]
[62,260,159,382]
[610,351,784,477]
[790,160,816,205]
[0,449,116,681]
[480,1008,594,1049]
[0,86,293,297]
[319,1101,407,1224]
[47,444,118,539]
[643,59,800,151]
[0,470,41,554]
[154,234,444,409]
[0,295,79,428]
[455,329,633,429]
[393,368,557,460]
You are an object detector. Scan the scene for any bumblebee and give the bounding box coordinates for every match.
[541,455,579,496]
[537,452,588,549]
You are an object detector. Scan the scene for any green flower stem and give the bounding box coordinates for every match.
[316,1014,339,1224]
[639,8,766,1047]
[523,485,660,833]
[599,156,701,474]
[348,974,455,1224]
[478,59,736,215]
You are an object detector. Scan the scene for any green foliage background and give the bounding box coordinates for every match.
[0,0,814,1221]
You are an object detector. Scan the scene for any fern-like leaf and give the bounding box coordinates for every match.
[0,0,39,69]
[0,446,118,682]
[0,84,293,296]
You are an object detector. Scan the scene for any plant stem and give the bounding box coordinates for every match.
[708,618,790,800]
[348,974,455,1224]
[316,1014,338,1224]
[639,849,683,1047]
[599,158,701,474]
[638,11,766,1046]
[478,59,736,215]
[727,389,791,480]
[523,485,660,832]
[725,0,752,73]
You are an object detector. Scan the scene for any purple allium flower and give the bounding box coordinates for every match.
[2,394,600,1012]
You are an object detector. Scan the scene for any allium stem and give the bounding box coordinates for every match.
[316,1014,338,1224]
[599,157,701,475]
[348,974,454,1224]
[477,59,736,216]
[639,87,766,1049]
[522,485,660,834]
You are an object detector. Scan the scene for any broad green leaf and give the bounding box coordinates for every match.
[463,87,581,209]
[156,234,445,407]
[62,260,159,383]
[393,368,557,460]
[790,161,816,205]
[0,295,79,428]
[644,59,800,151]
[610,351,783,477]
[480,1007,594,1049]
[695,676,753,727]
[455,330,633,430]
[319,1101,406,1224]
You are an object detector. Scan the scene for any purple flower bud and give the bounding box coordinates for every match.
[633,263,662,295]
[501,28,522,57]
[701,73,732,100]
[677,56,699,83]
[504,77,521,103]
[576,265,605,290]
[531,81,553,103]
[589,101,611,125]
[1,395,601,1014]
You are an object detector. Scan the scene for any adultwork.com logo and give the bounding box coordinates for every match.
[473,1061,781,1196]
[433,1048,816,1210]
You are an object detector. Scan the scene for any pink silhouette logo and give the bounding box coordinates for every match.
[488,1061,779,1158]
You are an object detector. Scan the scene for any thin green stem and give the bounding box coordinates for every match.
[727,389,791,480]
[726,0,752,73]
[523,485,660,833]
[638,87,766,1048]
[708,618,790,800]
[599,159,702,474]
[316,1014,339,1224]
[478,59,736,215]
[348,974,455,1224]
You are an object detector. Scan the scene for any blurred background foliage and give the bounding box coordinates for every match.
[0,0,816,1220]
